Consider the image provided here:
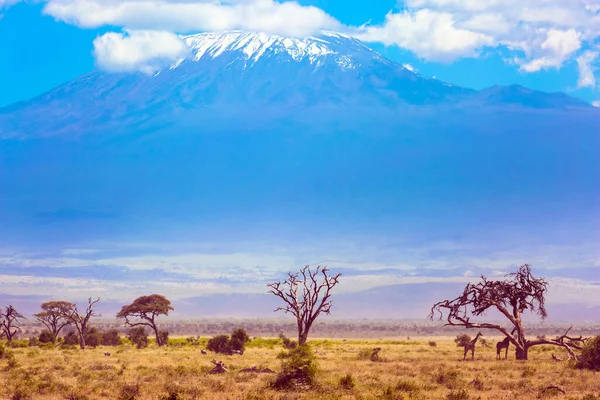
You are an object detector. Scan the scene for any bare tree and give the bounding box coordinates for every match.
[267,265,341,345]
[116,294,173,346]
[57,298,101,349]
[34,301,72,343]
[0,305,25,342]
[429,265,586,360]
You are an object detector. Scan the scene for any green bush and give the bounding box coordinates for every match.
[38,330,55,344]
[159,331,169,346]
[576,336,600,371]
[230,328,250,352]
[206,334,231,354]
[279,333,298,349]
[127,327,148,349]
[454,334,471,348]
[63,331,80,346]
[84,327,102,348]
[271,345,318,390]
[206,328,250,354]
[102,329,123,346]
[8,340,28,348]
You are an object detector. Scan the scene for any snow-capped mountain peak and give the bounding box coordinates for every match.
[175,30,385,71]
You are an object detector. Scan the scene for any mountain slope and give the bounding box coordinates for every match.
[3,30,594,139]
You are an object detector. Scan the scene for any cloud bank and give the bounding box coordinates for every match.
[93,30,189,74]
[37,0,600,85]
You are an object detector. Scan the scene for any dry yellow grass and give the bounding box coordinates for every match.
[1,338,598,399]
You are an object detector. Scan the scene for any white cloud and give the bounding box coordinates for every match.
[357,0,599,74]
[93,30,189,74]
[576,51,598,88]
[356,9,494,62]
[44,0,340,36]
[0,0,20,10]
[593,101,600,107]
[519,29,581,72]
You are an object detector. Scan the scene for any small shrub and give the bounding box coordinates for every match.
[521,366,536,378]
[454,334,471,348]
[447,389,470,400]
[230,328,250,353]
[8,340,28,348]
[582,395,599,400]
[120,383,141,400]
[469,377,484,391]
[429,341,437,347]
[396,378,421,394]
[186,336,200,345]
[7,353,20,369]
[435,368,464,390]
[576,336,600,371]
[84,327,102,348]
[279,333,298,349]
[339,374,355,390]
[38,330,55,344]
[127,327,148,349]
[63,331,80,346]
[206,334,231,354]
[157,330,169,346]
[271,345,318,390]
[27,337,39,347]
[102,329,122,346]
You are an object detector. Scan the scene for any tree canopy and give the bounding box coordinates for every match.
[268,265,341,345]
[430,264,586,360]
[117,294,173,346]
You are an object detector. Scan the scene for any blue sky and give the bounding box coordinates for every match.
[0,0,599,107]
[0,0,599,319]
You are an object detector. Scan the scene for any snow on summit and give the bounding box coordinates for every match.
[174,30,384,70]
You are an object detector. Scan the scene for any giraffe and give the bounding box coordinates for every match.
[464,332,483,360]
[496,336,510,360]
[496,328,517,360]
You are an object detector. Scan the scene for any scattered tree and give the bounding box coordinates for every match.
[34,301,72,343]
[430,264,586,360]
[56,298,101,349]
[267,265,341,345]
[127,327,149,349]
[116,294,174,347]
[0,305,25,342]
[576,336,600,371]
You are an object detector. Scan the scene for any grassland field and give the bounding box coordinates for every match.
[1,335,599,400]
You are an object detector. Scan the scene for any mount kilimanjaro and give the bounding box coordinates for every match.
[0,30,594,139]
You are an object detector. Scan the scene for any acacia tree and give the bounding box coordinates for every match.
[116,294,173,346]
[34,301,72,343]
[0,305,25,342]
[429,264,586,360]
[57,298,101,349]
[267,265,341,345]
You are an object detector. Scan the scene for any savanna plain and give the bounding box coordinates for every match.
[2,334,599,400]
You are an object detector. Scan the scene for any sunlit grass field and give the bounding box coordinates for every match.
[1,337,599,399]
